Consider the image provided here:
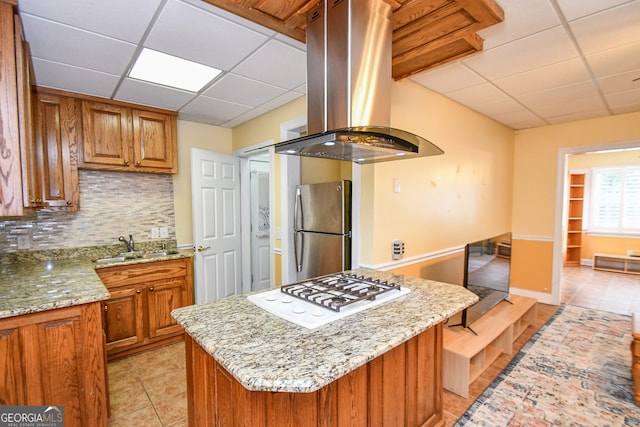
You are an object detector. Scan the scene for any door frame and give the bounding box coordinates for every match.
[551,139,640,305]
[234,140,275,294]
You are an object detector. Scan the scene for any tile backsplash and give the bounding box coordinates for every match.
[0,170,175,253]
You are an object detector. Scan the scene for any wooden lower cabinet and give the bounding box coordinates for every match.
[185,323,443,427]
[98,257,194,360]
[0,302,108,427]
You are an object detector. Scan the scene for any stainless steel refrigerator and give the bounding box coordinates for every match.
[294,180,352,280]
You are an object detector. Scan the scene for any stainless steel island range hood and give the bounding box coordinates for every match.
[275,0,443,164]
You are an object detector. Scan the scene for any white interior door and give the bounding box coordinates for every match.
[250,160,271,291]
[191,148,242,304]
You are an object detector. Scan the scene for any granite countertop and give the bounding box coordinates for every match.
[171,268,479,394]
[0,258,110,319]
[0,247,194,319]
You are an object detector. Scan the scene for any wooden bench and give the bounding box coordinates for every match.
[632,313,640,405]
[443,294,537,398]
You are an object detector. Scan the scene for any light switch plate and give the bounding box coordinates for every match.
[151,227,160,238]
[160,227,169,238]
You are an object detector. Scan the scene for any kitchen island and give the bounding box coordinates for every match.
[172,269,478,426]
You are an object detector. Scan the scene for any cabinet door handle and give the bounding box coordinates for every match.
[135,160,141,165]
[149,287,154,292]
[136,289,141,294]
[124,159,129,165]
[103,305,108,312]
[66,201,72,206]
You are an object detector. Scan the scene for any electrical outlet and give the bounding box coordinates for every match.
[17,235,30,250]
[151,227,160,239]
[160,226,169,238]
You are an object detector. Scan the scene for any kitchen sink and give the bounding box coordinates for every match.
[93,250,179,264]
[93,256,127,264]
[142,250,179,258]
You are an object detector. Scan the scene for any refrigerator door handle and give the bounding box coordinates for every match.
[293,188,303,272]
[294,187,302,231]
[294,230,303,272]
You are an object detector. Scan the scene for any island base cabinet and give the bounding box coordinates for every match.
[0,302,108,427]
[185,323,443,427]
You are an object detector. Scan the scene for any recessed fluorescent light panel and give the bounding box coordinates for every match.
[129,48,221,92]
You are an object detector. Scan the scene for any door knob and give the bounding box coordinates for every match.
[197,245,211,252]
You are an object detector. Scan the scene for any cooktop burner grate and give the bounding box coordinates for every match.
[280,273,401,312]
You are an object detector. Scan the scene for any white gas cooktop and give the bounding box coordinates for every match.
[248,280,410,329]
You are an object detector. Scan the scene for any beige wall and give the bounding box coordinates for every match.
[513,112,640,236]
[173,120,233,246]
[512,111,640,295]
[361,80,514,266]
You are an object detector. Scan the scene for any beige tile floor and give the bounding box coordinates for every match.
[562,265,640,315]
[107,267,638,426]
[107,341,188,427]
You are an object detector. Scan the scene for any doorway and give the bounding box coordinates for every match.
[554,140,640,305]
[248,156,271,291]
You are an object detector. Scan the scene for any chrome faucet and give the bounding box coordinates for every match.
[118,235,135,252]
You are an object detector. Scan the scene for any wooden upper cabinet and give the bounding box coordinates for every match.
[31,91,80,211]
[0,2,25,216]
[81,100,131,167]
[132,109,175,170]
[80,99,177,174]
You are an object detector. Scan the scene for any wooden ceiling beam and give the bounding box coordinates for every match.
[200,0,504,79]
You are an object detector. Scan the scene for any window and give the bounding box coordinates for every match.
[589,166,640,235]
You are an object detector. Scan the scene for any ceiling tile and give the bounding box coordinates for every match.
[114,78,196,110]
[586,42,640,77]
[604,87,640,113]
[445,83,511,106]
[222,108,270,128]
[31,58,120,98]
[597,69,640,94]
[516,81,602,108]
[544,108,609,124]
[232,40,306,89]
[410,62,486,94]
[493,58,591,96]
[527,94,608,119]
[18,0,161,43]
[570,1,640,55]
[462,26,578,80]
[477,0,559,49]
[556,0,632,21]
[259,91,305,111]
[179,95,252,124]
[471,97,528,117]
[491,109,546,129]
[21,14,137,75]
[178,0,277,37]
[203,74,286,106]
[145,0,268,70]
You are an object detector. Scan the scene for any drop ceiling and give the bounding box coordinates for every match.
[16,0,640,130]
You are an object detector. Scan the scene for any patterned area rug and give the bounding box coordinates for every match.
[455,304,640,426]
